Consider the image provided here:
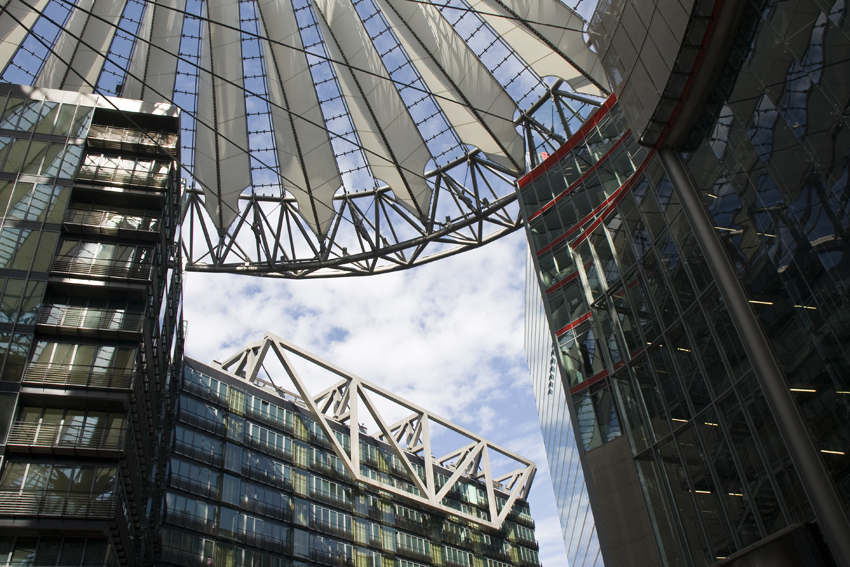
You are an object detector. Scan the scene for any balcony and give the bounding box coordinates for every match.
[64,208,161,239]
[0,490,117,519]
[441,531,476,551]
[507,508,535,529]
[309,550,354,567]
[160,547,216,567]
[165,510,216,535]
[86,124,179,157]
[172,441,223,467]
[22,362,134,390]
[309,487,353,511]
[241,532,289,554]
[394,514,429,537]
[6,421,126,452]
[76,160,171,190]
[309,517,355,541]
[51,257,153,282]
[311,459,348,482]
[169,473,219,500]
[37,304,144,336]
[183,378,229,407]
[395,544,432,563]
[243,464,292,491]
[515,535,539,551]
[478,544,512,562]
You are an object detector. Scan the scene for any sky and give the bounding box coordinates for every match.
[182,228,571,566]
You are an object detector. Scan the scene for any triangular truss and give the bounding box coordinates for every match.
[216,332,536,530]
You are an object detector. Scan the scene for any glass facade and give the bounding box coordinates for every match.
[519,0,850,564]
[163,359,541,567]
[0,85,183,567]
[524,250,603,567]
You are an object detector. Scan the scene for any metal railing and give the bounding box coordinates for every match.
[6,421,126,450]
[395,544,432,563]
[64,208,161,234]
[172,441,224,467]
[22,362,134,389]
[309,487,354,511]
[182,379,229,407]
[394,514,430,536]
[51,257,153,281]
[87,125,179,151]
[309,517,355,541]
[37,304,145,334]
[515,535,540,551]
[165,510,216,534]
[507,508,536,528]
[169,474,219,500]
[308,550,354,567]
[0,490,116,518]
[243,464,292,490]
[76,165,170,190]
[160,547,216,567]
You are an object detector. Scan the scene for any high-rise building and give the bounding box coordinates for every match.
[161,333,541,567]
[519,0,850,565]
[524,251,602,567]
[0,84,183,566]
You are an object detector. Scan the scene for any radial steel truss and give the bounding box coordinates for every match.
[217,332,537,529]
[0,0,608,277]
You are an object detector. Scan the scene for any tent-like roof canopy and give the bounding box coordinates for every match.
[0,0,609,277]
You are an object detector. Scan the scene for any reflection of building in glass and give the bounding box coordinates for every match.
[0,85,183,565]
[524,251,603,567]
[163,336,541,567]
[519,0,850,565]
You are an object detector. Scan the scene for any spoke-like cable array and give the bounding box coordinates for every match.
[0,0,607,276]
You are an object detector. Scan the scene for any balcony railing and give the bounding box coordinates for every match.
[310,518,355,541]
[309,488,353,511]
[182,379,230,409]
[51,257,153,281]
[507,508,535,529]
[308,550,354,567]
[441,532,476,551]
[64,208,161,235]
[396,544,432,563]
[76,164,170,190]
[243,464,292,490]
[169,473,219,500]
[87,125,179,154]
[6,421,126,451]
[394,514,429,537]
[160,547,216,567]
[172,441,224,467]
[311,459,348,482]
[37,304,145,334]
[515,535,540,551]
[165,510,216,535]
[22,362,134,390]
[478,544,512,562]
[0,490,116,518]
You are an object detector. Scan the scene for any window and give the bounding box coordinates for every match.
[247,422,291,457]
[397,532,429,555]
[311,476,350,504]
[310,503,352,533]
[443,546,472,566]
[395,504,424,523]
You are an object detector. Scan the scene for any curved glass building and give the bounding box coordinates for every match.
[519,0,850,565]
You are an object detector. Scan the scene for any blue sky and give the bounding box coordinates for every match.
[183,228,571,566]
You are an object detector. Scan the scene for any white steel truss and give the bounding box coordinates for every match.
[216,332,537,529]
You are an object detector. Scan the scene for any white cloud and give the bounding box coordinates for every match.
[183,229,572,565]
